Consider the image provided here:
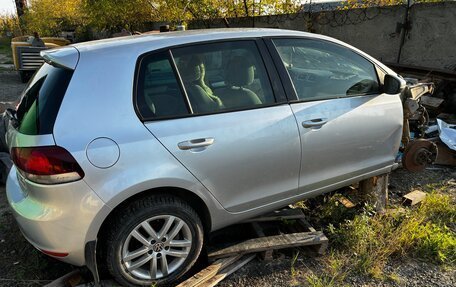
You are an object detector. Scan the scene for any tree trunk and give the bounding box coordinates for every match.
[243,0,249,17]
[15,0,27,17]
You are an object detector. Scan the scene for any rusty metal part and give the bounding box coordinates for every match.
[402,139,438,172]
[434,141,456,166]
[400,81,434,146]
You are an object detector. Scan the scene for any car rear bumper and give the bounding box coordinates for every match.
[6,166,106,266]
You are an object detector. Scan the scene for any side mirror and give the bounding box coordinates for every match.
[383,74,403,94]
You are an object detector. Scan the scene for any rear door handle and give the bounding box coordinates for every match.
[302,118,328,128]
[178,138,214,150]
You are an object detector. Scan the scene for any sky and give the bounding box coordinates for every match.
[0,0,16,15]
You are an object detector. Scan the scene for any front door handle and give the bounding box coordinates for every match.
[178,138,214,150]
[302,118,328,128]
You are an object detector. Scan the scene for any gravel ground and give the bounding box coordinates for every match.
[0,69,25,111]
[218,256,456,287]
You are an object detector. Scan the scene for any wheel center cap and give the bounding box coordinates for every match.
[152,242,164,252]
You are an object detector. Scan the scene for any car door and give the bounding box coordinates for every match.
[136,40,301,213]
[267,38,403,193]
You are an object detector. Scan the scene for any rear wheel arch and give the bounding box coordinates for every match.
[95,186,212,261]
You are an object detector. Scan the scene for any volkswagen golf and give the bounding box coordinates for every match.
[5,28,404,286]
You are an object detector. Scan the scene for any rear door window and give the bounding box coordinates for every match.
[15,63,73,135]
[172,41,276,114]
[135,51,190,119]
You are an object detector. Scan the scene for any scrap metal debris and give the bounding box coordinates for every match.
[400,80,438,171]
[437,119,456,151]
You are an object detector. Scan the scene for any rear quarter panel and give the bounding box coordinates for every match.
[51,45,229,233]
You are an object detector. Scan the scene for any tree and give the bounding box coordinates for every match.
[82,0,155,32]
[23,0,86,35]
[0,14,22,36]
[14,0,27,17]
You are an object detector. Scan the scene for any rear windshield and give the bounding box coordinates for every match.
[15,63,73,135]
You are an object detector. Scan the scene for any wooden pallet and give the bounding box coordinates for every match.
[208,208,328,261]
[179,208,328,286]
[177,255,255,287]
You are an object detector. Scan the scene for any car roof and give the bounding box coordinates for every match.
[42,28,396,75]
[72,28,315,53]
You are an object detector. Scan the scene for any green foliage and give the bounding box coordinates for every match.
[23,0,86,36]
[290,251,300,277]
[0,14,21,36]
[299,189,456,286]
[82,0,154,32]
[327,192,456,277]
[11,0,304,37]
[0,38,12,59]
[341,0,404,10]
[411,223,455,263]
[305,252,349,287]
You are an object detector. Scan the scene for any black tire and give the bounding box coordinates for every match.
[105,194,204,287]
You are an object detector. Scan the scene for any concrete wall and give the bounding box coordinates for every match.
[401,2,456,70]
[187,2,456,72]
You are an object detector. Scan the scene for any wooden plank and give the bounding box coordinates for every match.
[177,255,241,287]
[315,234,329,255]
[208,231,326,259]
[297,218,316,232]
[197,255,256,287]
[295,218,327,255]
[337,196,356,208]
[250,222,273,261]
[402,190,427,206]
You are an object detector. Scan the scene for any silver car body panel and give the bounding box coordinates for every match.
[6,166,106,266]
[145,105,301,213]
[6,120,55,149]
[6,28,404,267]
[291,94,403,193]
[40,46,80,70]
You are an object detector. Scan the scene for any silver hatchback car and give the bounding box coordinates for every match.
[6,29,404,286]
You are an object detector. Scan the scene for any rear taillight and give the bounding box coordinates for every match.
[11,146,84,184]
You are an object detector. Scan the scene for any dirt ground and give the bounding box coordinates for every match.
[0,66,454,286]
[0,70,22,112]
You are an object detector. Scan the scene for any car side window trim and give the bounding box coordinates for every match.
[264,37,383,104]
[168,49,194,114]
[255,39,287,103]
[134,38,287,122]
[264,38,299,102]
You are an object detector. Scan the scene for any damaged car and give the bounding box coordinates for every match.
[5,28,404,286]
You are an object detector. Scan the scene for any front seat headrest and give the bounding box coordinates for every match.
[225,55,255,87]
[179,55,204,83]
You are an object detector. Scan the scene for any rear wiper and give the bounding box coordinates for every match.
[5,108,19,128]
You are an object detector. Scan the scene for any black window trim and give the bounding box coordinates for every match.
[133,37,288,123]
[264,36,384,104]
[168,49,194,114]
